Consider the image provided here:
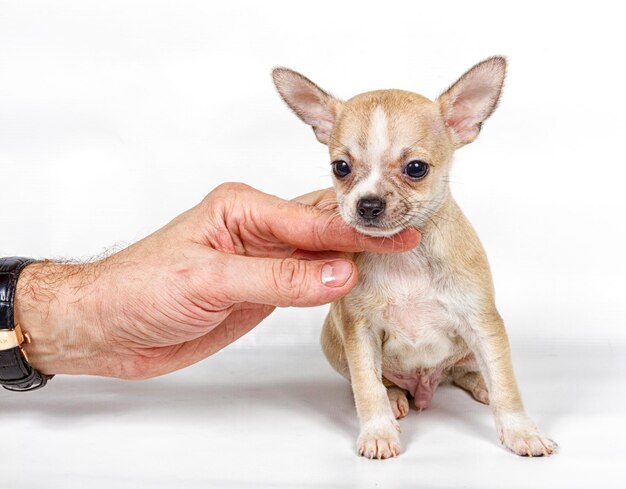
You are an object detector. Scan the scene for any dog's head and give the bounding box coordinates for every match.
[273,57,506,236]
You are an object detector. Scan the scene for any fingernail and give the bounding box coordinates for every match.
[321,260,353,287]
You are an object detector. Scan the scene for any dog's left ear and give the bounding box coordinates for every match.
[437,56,507,148]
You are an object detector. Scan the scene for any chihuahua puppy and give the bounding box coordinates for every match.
[272,57,557,459]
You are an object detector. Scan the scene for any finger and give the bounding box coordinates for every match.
[215,253,358,307]
[291,188,336,207]
[202,183,419,254]
[190,306,273,356]
[290,249,354,261]
[142,303,276,376]
[258,191,420,253]
[271,208,420,253]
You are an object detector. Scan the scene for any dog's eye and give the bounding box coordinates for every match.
[332,160,351,178]
[404,160,429,179]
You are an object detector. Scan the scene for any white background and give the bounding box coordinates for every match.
[1,1,625,488]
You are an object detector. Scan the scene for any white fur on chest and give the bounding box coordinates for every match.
[350,248,468,370]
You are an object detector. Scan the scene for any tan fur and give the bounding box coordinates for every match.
[273,57,557,459]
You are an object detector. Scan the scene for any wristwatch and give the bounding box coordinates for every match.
[0,257,50,391]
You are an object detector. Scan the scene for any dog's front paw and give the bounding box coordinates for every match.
[498,415,558,457]
[357,419,401,459]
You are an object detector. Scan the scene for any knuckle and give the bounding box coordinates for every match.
[311,212,345,250]
[272,258,309,304]
[311,224,330,249]
[299,199,324,217]
[203,182,253,206]
[215,182,252,196]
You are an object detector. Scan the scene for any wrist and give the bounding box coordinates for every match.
[14,261,108,376]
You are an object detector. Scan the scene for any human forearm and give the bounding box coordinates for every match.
[14,260,110,377]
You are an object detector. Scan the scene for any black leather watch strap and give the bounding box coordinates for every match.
[0,257,50,391]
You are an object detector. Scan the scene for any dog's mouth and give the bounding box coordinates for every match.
[352,219,410,238]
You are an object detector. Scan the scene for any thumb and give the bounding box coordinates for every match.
[216,253,358,307]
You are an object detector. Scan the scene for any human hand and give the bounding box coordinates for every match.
[15,183,419,380]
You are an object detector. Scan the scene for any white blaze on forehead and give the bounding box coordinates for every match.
[351,105,389,198]
[367,105,389,164]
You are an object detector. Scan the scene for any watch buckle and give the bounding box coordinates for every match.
[14,324,31,362]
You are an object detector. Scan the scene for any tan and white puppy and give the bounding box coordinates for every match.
[272,57,557,459]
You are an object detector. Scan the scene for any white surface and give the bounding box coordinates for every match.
[2,342,626,488]
[1,0,625,487]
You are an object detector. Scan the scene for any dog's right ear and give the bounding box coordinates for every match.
[272,68,342,145]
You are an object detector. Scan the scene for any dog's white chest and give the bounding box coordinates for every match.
[352,251,460,370]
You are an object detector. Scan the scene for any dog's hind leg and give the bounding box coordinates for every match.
[382,377,409,419]
[452,368,490,405]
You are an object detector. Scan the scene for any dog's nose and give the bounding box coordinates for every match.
[357,197,386,220]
